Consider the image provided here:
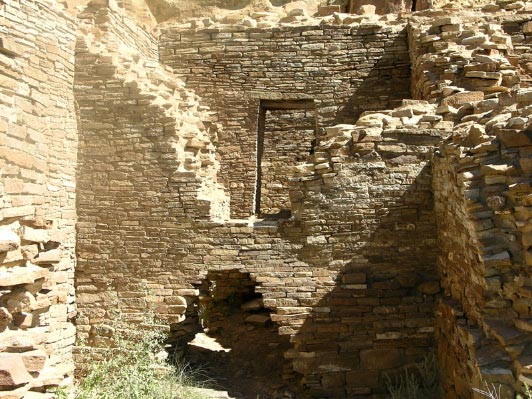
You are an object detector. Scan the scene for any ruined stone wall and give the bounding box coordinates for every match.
[152,102,448,398]
[70,7,450,396]
[159,18,411,217]
[277,105,447,397]
[74,0,228,350]
[0,0,78,396]
[409,9,532,398]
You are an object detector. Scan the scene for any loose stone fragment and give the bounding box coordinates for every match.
[0,354,32,388]
[0,230,20,253]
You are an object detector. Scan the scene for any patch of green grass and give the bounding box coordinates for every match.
[59,315,207,399]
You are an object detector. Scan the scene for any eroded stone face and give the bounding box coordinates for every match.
[4,0,532,397]
[144,0,326,22]
[0,0,78,396]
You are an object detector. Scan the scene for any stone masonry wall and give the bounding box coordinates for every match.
[74,0,228,352]
[6,1,532,399]
[159,17,411,217]
[410,8,532,398]
[0,0,78,397]
[157,101,448,398]
[277,104,447,397]
[71,7,449,396]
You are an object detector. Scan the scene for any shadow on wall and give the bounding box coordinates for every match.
[74,25,217,348]
[277,161,440,398]
[182,270,297,399]
[333,28,411,124]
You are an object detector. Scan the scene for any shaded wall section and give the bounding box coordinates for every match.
[161,104,447,398]
[409,11,532,399]
[159,21,411,217]
[280,110,447,397]
[259,101,316,215]
[74,0,228,353]
[0,0,78,396]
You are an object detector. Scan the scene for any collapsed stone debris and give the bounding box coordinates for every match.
[2,0,532,397]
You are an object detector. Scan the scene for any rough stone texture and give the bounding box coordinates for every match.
[144,0,331,23]
[0,0,78,397]
[347,0,414,14]
[5,0,532,398]
[410,8,532,399]
[160,17,412,217]
[74,0,229,350]
[72,4,444,396]
[260,107,316,214]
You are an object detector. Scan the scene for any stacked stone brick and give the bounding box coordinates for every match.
[260,108,316,215]
[159,14,412,218]
[0,0,78,397]
[5,0,532,398]
[74,0,228,350]
[409,7,532,398]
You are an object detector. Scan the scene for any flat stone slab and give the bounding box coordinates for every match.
[190,388,234,399]
[244,314,271,326]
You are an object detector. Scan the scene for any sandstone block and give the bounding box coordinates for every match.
[20,227,49,244]
[482,251,511,267]
[318,5,340,16]
[5,291,36,313]
[0,230,20,252]
[21,350,47,374]
[32,249,62,264]
[0,308,13,329]
[462,34,487,46]
[441,91,484,107]
[517,89,532,103]
[432,17,461,27]
[0,38,22,57]
[287,8,305,17]
[13,313,33,329]
[498,128,532,148]
[360,349,402,369]
[515,319,532,333]
[358,4,376,15]
[0,354,32,388]
[480,164,515,175]
[0,266,49,287]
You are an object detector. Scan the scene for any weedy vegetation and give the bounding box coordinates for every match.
[473,381,532,399]
[56,314,208,399]
[385,354,442,399]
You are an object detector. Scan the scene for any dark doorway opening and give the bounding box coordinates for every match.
[255,99,317,217]
[185,270,298,399]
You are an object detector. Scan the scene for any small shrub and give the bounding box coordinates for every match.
[474,381,532,399]
[64,314,207,399]
[386,354,442,399]
[473,382,502,399]
[520,384,532,399]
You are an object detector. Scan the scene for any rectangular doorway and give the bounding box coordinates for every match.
[255,99,316,216]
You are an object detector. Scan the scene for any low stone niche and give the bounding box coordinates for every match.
[185,269,297,398]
